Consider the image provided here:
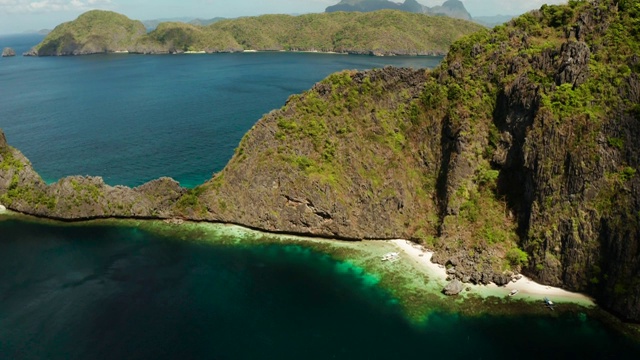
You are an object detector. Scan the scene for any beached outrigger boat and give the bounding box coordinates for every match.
[381,252,400,262]
[544,297,555,310]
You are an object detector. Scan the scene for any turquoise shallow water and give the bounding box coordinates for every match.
[1,35,640,357]
[0,34,441,188]
[0,219,639,359]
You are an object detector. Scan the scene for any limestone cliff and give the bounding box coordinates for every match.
[326,0,473,21]
[198,0,640,320]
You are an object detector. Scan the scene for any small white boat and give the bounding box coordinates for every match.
[509,289,519,296]
[381,252,400,261]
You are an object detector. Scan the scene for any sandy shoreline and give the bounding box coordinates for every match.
[389,239,595,306]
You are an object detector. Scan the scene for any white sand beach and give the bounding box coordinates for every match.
[389,239,595,306]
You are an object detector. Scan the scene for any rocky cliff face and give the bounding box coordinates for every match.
[429,0,472,21]
[326,0,473,21]
[25,10,147,56]
[2,0,640,322]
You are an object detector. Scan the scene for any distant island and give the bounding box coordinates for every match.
[24,9,483,56]
[4,0,640,328]
[326,0,473,21]
[141,17,225,31]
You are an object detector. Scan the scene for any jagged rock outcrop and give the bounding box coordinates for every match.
[0,129,7,148]
[26,10,147,56]
[443,279,464,295]
[326,0,473,21]
[429,0,472,21]
[2,47,16,57]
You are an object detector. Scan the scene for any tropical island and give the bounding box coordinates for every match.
[325,0,473,21]
[2,0,640,336]
[24,9,483,56]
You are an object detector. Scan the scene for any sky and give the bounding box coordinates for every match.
[0,0,569,35]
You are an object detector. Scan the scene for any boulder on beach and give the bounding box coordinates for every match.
[0,204,7,212]
[443,279,464,296]
[2,47,16,57]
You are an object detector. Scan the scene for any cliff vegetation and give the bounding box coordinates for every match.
[27,10,146,56]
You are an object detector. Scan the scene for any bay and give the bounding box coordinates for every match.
[0,34,440,188]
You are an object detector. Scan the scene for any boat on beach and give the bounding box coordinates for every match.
[509,289,519,296]
[381,252,400,262]
[544,297,555,310]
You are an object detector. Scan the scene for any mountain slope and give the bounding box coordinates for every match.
[29,10,484,56]
[326,0,472,21]
[27,10,146,56]
[429,0,472,20]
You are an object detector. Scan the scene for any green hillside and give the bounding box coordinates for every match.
[28,10,146,56]
[30,10,484,55]
[156,10,483,54]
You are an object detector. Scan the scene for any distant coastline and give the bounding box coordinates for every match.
[24,9,482,57]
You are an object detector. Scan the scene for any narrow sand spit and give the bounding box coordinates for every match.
[389,239,595,307]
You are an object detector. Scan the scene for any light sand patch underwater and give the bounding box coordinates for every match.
[0,212,598,321]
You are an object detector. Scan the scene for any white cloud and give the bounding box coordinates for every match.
[0,0,112,14]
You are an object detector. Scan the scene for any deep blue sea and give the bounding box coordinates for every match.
[1,34,639,359]
[0,34,441,188]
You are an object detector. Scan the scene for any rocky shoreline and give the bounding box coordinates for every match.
[22,47,447,57]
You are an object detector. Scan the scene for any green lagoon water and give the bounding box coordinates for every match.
[0,219,639,359]
[0,35,640,358]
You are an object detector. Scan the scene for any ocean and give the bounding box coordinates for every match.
[0,34,639,359]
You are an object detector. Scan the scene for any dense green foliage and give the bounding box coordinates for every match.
[32,9,484,55]
[33,10,146,55]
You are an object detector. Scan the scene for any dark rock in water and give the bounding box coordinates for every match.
[493,274,511,286]
[443,279,464,296]
[469,272,481,284]
[23,48,38,57]
[480,272,493,285]
[1,47,16,57]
